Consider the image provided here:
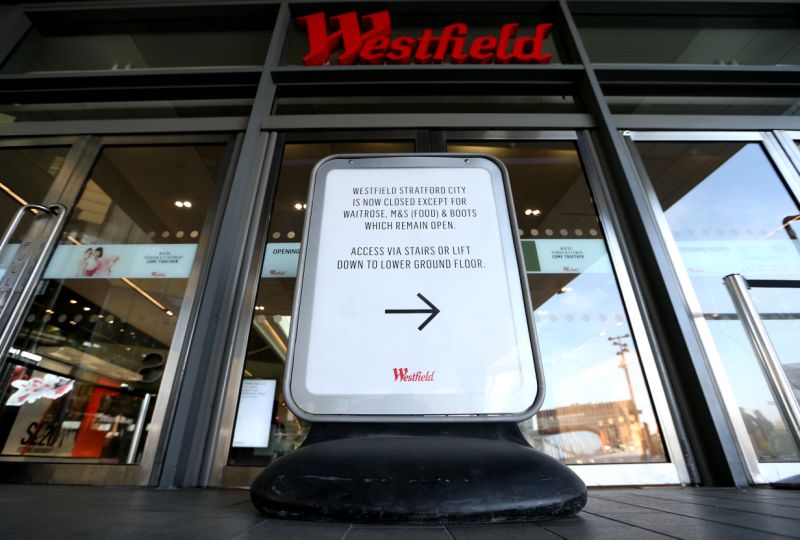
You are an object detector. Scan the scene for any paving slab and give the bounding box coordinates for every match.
[0,485,798,539]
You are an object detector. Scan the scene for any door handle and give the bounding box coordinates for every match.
[0,203,60,260]
[0,204,66,291]
[0,204,69,361]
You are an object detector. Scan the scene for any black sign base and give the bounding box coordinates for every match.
[250,423,587,523]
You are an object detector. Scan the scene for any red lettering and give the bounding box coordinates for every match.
[359,36,389,64]
[297,11,554,66]
[393,367,409,381]
[386,36,416,64]
[512,23,553,64]
[297,10,390,66]
[469,36,497,64]
[415,29,438,64]
[433,23,467,63]
[496,23,519,64]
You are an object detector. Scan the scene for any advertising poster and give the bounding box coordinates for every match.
[43,244,197,279]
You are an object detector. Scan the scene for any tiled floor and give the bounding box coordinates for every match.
[1,485,800,539]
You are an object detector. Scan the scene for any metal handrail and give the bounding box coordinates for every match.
[723,273,800,453]
[746,279,800,289]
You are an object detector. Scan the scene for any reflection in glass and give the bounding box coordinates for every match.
[228,141,414,466]
[578,16,800,66]
[2,26,270,73]
[638,141,800,461]
[448,141,666,465]
[0,143,230,463]
[749,287,800,407]
[0,147,68,239]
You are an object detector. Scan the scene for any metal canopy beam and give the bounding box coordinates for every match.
[0,69,261,103]
[264,113,594,130]
[271,65,584,84]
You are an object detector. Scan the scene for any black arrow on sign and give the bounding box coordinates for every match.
[385,293,440,331]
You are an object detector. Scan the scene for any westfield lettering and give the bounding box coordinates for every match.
[392,368,436,382]
[297,11,554,66]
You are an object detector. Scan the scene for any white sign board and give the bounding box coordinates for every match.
[261,243,301,278]
[232,379,277,448]
[285,155,542,421]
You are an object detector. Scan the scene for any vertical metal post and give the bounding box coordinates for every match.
[156,3,289,488]
[127,393,153,465]
[557,0,731,486]
[723,274,800,451]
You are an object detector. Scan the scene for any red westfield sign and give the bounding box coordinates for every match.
[297,11,554,66]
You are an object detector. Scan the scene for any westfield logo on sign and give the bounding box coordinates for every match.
[393,368,436,382]
[297,10,554,66]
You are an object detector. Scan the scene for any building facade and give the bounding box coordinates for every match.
[0,0,799,490]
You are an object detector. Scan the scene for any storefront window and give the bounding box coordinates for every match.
[0,142,231,463]
[228,140,414,466]
[447,141,668,465]
[636,140,800,462]
[578,15,800,66]
[1,13,272,73]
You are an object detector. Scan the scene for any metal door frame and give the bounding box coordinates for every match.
[209,129,691,487]
[623,130,800,484]
[0,133,242,486]
[775,131,800,179]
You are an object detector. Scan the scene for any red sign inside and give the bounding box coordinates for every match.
[297,11,554,66]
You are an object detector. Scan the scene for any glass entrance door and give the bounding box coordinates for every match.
[215,133,420,485]
[0,141,86,342]
[0,136,236,484]
[627,131,800,483]
[212,130,690,487]
[444,132,688,486]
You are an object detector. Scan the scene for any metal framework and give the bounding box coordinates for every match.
[0,0,798,489]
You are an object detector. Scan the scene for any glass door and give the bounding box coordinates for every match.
[443,132,689,487]
[627,131,800,484]
[212,130,690,487]
[0,140,88,342]
[0,135,236,484]
[213,132,424,486]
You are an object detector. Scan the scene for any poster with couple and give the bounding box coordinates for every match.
[43,244,198,280]
[75,247,118,277]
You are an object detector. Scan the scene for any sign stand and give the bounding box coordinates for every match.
[250,155,586,522]
[251,422,586,522]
